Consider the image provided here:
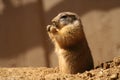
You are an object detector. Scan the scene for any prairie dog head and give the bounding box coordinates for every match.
[47,12,84,49]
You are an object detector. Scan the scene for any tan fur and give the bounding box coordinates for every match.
[47,12,94,74]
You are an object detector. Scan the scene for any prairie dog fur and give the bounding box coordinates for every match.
[47,12,94,74]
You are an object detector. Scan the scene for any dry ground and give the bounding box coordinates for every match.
[0,57,120,80]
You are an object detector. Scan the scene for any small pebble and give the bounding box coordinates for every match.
[110,73,118,80]
[87,72,93,77]
[98,71,103,77]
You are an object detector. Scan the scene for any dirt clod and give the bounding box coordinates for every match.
[110,73,118,80]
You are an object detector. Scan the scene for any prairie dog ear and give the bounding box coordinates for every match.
[73,20,80,27]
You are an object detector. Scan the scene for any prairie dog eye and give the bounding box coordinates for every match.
[59,15,72,26]
[59,15,77,26]
[60,15,68,19]
[60,15,72,22]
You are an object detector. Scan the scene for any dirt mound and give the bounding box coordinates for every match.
[0,57,120,80]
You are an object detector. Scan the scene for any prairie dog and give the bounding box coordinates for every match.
[47,12,94,74]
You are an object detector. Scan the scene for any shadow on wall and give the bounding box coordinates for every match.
[45,0,120,23]
[0,0,49,63]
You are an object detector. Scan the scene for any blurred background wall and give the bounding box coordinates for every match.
[0,0,120,67]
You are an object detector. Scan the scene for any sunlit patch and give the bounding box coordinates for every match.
[10,0,38,7]
[0,0,5,14]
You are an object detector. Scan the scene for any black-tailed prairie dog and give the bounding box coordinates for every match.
[47,12,94,74]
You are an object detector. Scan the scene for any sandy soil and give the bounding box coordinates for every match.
[0,57,120,80]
